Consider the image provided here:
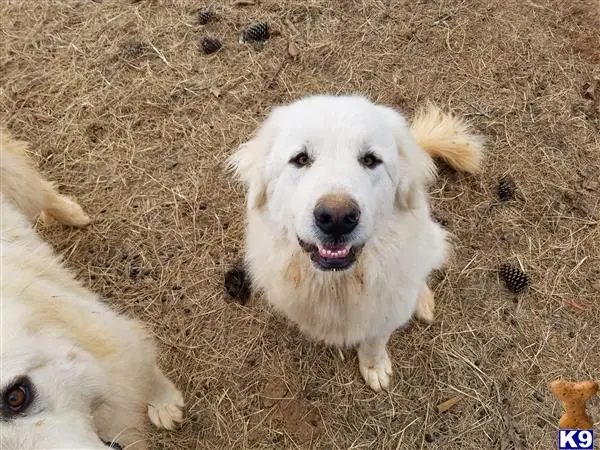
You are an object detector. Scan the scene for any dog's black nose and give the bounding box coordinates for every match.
[314,195,360,237]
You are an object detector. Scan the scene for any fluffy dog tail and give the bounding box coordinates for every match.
[0,129,90,226]
[410,104,484,173]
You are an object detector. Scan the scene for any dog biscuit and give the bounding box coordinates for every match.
[550,379,598,429]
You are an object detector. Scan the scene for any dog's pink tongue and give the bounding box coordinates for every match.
[317,243,350,259]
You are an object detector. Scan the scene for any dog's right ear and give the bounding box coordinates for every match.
[227,107,284,210]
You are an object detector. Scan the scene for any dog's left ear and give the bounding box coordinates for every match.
[227,107,285,210]
[376,105,436,210]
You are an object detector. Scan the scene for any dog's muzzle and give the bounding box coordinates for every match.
[301,193,364,271]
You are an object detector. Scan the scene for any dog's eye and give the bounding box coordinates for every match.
[359,152,382,169]
[290,151,312,168]
[4,380,32,413]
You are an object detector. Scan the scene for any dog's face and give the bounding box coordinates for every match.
[0,317,110,449]
[231,95,433,271]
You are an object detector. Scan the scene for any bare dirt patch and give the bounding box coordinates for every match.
[1,0,599,448]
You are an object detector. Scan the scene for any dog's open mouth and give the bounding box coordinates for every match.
[298,239,361,271]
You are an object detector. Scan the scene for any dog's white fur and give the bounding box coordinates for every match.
[230,95,484,391]
[0,131,184,449]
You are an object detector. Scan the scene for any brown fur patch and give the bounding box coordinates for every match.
[283,252,304,288]
[352,260,365,289]
[24,297,117,359]
[253,185,267,210]
[316,193,357,214]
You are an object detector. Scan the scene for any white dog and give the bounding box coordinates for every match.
[230,95,483,391]
[0,131,184,449]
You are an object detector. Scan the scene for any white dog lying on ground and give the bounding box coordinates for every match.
[0,131,184,449]
[230,95,484,392]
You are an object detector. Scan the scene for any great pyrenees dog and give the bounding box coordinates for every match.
[0,131,184,449]
[230,95,484,391]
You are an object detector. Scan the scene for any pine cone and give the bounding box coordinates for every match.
[499,264,530,293]
[200,36,222,54]
[224,262,252,304]
[197,8,215,25]
[497,175,516,201]
[243,22,270,42]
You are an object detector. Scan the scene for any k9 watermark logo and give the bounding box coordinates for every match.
[558,429,594,450]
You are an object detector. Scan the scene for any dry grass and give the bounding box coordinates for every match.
[2,0,600,448]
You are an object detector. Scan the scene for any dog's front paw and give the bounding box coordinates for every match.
[359,350,393,392]
[148,375,185,430]
[148,389,184,430]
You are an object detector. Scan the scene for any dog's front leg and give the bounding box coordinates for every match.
[357,335,392,392]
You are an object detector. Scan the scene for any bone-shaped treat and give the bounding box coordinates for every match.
[550,380,598,429]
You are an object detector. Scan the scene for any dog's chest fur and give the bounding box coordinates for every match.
[246,210,447,347]
[279,252,381,346]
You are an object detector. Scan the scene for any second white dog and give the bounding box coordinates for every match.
[0,131,184,449]
[230,95,484,391]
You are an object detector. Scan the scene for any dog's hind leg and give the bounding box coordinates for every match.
[358,335,393,392]
[0,131,90,226]
[414,284,435,323]
[147,366,185,431]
